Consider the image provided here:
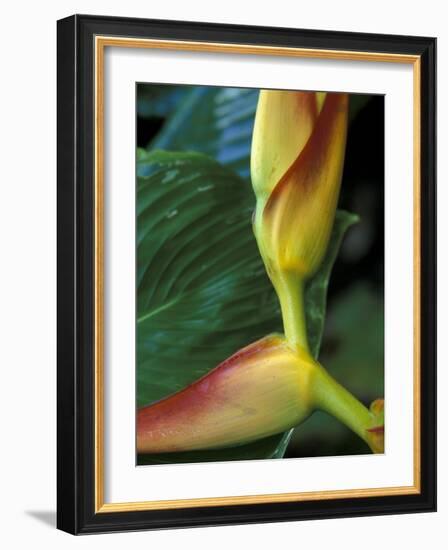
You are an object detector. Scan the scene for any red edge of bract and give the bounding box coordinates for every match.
[366,425,385,434]
[217,334,282,370]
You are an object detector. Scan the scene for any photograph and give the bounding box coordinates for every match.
[54,13,436,535]
[135,84,385,466]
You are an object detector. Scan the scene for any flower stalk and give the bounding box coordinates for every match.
[274,273,309,351]
[310,364,384,453]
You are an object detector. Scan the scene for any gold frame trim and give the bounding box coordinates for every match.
[94,36,422,513]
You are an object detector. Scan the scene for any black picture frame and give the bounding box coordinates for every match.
[57,14,436,535]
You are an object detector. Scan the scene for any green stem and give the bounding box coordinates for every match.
[311,363,377,451]
[275,274,309,352]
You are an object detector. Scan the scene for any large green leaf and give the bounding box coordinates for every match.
[136,150,356,464]
[305,210,359,358]
[136,150,281,402]
[145,86,259,179]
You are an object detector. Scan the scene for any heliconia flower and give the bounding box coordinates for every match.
[251,91,326,201]
[251,90,348,279]
[137,335,315,454]
[250,90,349,348]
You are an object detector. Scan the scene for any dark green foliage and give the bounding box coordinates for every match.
[141,86,259,178]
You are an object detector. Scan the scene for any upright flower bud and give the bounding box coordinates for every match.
[137,335,315,454]
[251,90,349,348]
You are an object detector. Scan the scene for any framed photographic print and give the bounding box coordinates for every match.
[57,14,436,534]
